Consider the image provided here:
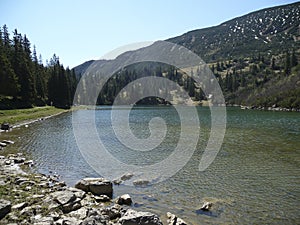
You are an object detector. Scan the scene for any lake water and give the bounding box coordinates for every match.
[1,107,299,224]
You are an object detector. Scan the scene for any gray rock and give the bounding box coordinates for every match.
[94,195,110,202]
[119,209,162,225]
[75,178,113,197]
[120,173,134,181]
[0,199,11,219]
[67,207,88,220]
[101,204,122,220]
[116,194,132,206]
[133,179,150,187]
[166,212,187,225]
[12,202,28,210]
[52,190,76,205]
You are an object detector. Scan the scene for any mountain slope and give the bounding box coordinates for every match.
[73,2,300,109]
[167,2,300,62]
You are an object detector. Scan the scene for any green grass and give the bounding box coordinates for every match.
[0,106,68,125]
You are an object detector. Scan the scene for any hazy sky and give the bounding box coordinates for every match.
[1,0,298,68]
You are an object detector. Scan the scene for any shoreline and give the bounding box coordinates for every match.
[0,107,70,133]
[0,153,187,225]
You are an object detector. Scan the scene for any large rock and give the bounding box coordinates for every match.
[0,199,11,219]
[116,194,132,206]
[75,178,113,197]
[167,212,187,225]
[119,209,162,225]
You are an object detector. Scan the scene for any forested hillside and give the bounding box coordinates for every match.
[0,25,77,109]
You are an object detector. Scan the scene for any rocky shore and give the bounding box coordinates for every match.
[0,154,187,225]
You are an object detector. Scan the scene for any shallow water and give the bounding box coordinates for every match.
[1,106,299,224]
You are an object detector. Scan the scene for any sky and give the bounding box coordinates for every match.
[0,0,298,68]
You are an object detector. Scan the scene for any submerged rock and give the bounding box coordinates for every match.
[75,178,113,197]
[200,201,212,211]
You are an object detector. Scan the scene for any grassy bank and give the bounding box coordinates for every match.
[0,106,68,125]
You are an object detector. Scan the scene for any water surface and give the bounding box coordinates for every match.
[1,107,299,224]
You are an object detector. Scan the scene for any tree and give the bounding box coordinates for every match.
[284,50,291,76]
[291,49,298,67]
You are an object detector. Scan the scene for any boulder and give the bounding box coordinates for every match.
[52,190,76,205]
[75,178,113,197]
[116,194,132,206]
[119,209,162,225]
[0,199,11,219]
[166,212,187,225]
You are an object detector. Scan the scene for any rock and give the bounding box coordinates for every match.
[33,216,54,225]
[1,123,10,130]
[2,140,14,145]
[12,157,26,164]
[101,204,122,220]
[113,179,123,185]
[116,194,132,206]
[121,173,134,181]
[12,202,28,210]
[67,207,88,220]
[133,179,150,187]
[0,142,7,148]
[75,178,113,197]
[200,201,212,211]
[166,212,187,225]
[0,199,11,219]
[119,209,162,225]
[94,195,110,202]
[52,190,76,205]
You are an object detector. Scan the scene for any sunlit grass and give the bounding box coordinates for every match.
[0,106,68,125]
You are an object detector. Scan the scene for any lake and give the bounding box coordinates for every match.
[1,106,299,224]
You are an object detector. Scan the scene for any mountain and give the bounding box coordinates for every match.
[73,2,300,109]
[73,60,95,79]
[167,2,300,62]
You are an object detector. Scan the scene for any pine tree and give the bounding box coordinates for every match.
[291,49,298,67]
[284,50,291,76]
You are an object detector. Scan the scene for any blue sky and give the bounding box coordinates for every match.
[0,0,298,68]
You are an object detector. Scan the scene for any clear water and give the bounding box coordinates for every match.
[1,107,299,224]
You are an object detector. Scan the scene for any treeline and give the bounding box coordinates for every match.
[76,62,206,105]
[0,25,77,109]
[212,50,300,108]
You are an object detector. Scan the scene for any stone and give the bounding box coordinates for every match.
[94,194,110,202]
[0,199,11,219]
[119,209,162,225]
[200,201,212,211]
[12,202,28,210]
[166,212,187,225]
[75,178,113,197]
[0,142,7,147]
[67,207,88,220]
[120,173,134,181]
[133,179,150,186]
[52,190,76,205]
[1,140,14,145]
[101,204,122,220]
[1,123,10,130]
[61,198,81,214]
[116,194,132,206]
